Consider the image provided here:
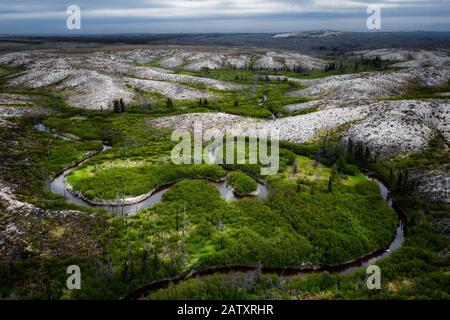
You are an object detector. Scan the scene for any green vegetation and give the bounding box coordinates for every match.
[345,133,450,197]
[126,68,311,119]
[178,69,310,118]
[145,135,450,300]
[388,79,450,100]
[226,171,258,196]
[1,63,446,301]
[0,118,102,210]
[67,164,226,200]
[146,187,449,300]
[111,175,392,278]
[166,56,398,117]
[43,115,108,141]
[0,64,25,81]
[0,159,399,299]
[0,108,398,299]
[391,133,450,170]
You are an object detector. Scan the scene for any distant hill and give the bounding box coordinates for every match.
[1,31,450,56]
[273,30,348,38]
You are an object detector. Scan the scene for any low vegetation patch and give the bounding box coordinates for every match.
[67,164,226,200]
[226,171,258,196]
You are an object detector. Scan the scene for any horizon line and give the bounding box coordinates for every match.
[2,30,450,37]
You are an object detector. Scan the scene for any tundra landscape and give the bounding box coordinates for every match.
[0,31,449,301]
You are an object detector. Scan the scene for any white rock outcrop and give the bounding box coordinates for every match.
[288,67,450,100]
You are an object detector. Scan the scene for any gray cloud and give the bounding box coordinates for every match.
[0,0,449,34]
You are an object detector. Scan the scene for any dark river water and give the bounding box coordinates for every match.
[35,123,405,298]
[40,125,268,215]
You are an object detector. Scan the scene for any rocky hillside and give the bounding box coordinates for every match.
[0,47,327,110]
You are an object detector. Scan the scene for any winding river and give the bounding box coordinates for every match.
[34,123,405,299]
[36,123,268,215]
[122,177,405,300]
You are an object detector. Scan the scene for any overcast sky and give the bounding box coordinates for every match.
[0,0,449,34]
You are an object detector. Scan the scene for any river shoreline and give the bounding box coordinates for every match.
[121,170,405,300]
[40,122,268,215]
[35,123,405,300]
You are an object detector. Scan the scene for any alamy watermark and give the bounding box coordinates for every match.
[366,265,381,290]
[367,4,381,30]
[66,4,380,32]
[66,5,81,30]
[171,121,279,175]
[66,265,81,290]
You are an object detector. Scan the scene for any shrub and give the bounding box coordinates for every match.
[227,171,258,196]
[355,180,380,196]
